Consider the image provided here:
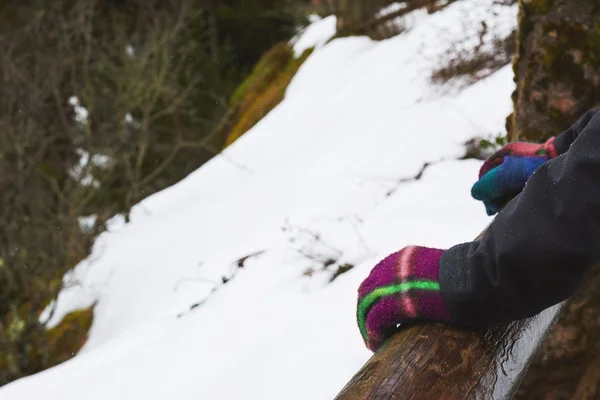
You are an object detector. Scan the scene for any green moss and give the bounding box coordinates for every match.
[0,351,18,378]
[229,42,292,107]
[45,305,94,366]
[7,313,25,342]
[541,46,556,70]
[224,44,314,147]
[0,304,93,386]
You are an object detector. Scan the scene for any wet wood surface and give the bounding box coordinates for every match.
[334,224,566,400]
[335,305,563,400]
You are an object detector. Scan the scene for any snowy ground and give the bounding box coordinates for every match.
[1,1,517,399]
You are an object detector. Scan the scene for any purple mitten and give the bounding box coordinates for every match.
[357,246,450,352]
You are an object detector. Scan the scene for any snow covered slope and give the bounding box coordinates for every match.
[1,1,517,399]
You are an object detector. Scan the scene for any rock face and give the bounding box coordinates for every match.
[511,1,600,398]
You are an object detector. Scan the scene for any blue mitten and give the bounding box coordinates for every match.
[472,138,557,215]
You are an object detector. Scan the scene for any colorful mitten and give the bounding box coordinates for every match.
[357,246,450,352]
[471,137,558,216]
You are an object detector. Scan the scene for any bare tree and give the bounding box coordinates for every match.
[0,0,230,385]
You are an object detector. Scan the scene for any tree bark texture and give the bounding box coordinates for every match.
[514,271,600,399]
[510,0,600,141]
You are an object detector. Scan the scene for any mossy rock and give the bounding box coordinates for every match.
[229,42,293,107]
[0,302,94,387]
[45,305,95,366]
[224,42,314,147]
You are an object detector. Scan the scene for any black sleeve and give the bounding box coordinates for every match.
[439,110,600,329]
[554,107,600,154]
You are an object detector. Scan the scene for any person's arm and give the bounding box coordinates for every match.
[439,110,600,329]
[554,107,600,154]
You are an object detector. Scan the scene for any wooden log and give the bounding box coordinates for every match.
[334,223,567,400]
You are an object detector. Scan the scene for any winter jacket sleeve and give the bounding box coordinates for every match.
[439,108,600,329]
[554,107,600,154]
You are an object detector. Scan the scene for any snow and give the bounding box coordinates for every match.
[1,0,517,399]
[125,44,135,57]
[68,96,89,124]
[292,15,337,57]
[377,1,409,17]
[77,215,98,233]
[69,149,111,188]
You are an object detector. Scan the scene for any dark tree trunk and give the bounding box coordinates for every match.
[511,1,600,398]
[332,0,371,32]
[509,0,600,141]
[331,0,446,38]
[331,0,398,34]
